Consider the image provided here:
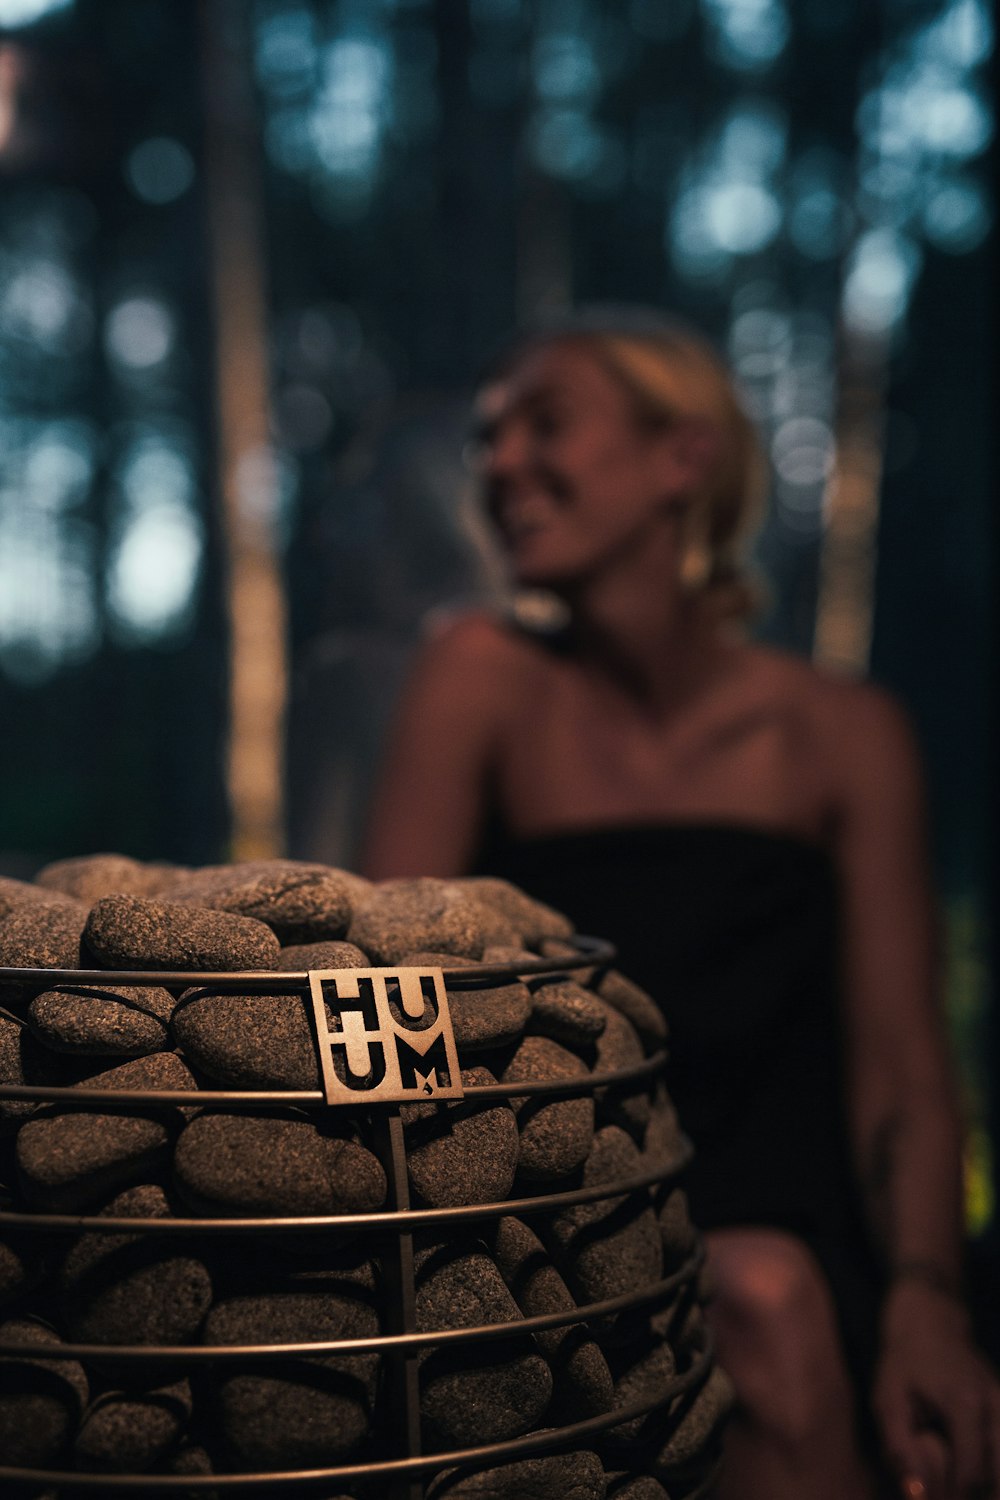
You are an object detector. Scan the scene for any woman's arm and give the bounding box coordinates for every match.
[830,681,998,1496]
[360,612,516,880]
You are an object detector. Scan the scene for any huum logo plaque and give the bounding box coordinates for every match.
[307,967,464,1106]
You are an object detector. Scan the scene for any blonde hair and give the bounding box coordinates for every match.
[489,317,769,620]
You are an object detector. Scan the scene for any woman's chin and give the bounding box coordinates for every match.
[508,543,580,591]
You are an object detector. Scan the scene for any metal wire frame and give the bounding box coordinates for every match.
[0,940,714,1496]
[0,1344,714,1492]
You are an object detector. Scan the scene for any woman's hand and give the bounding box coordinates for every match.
[874,1278,1000,1498]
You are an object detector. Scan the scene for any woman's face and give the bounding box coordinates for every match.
[472,340,690,590]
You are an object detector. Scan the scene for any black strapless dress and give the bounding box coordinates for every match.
[474,820,884,1385]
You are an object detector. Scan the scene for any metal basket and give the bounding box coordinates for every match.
[0,939,720,1498]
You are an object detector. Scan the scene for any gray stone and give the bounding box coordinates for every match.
[399,951,532,1055]
[651,1300,706,1362]
[415,1239,552,1447]
[59,1184,213,1346]
[0,1318,88,1467]
[74,1378,192,1472]
[348,878,518,964]
[480,944,540,969]
[595,971,668,1052]
[0,1011,63,1122]
[164,860,356,944]
[0,877,87,920]
[403,1066,518,1208]
[173,1113,386,1217]
[645,1366,734,1477]
[538,937,597,986]
[657,1189,697,1267]
[172,989,323,1090]
[594,1003,651,1132]
[604,1475,672,1499]
[530,981,607,1047]
[213,1366,374,1469]
[427,1450,607,1500]
[83,894,281,972]
[34,854,181,903]
[641,1089,686,1173]
[0,899,88,1007]
[608,1340,676,1440]
[28,983,174,1057]
[276,940,370,970]
[167,1442,214,1476]
[15,1053,196,1211]
[493,1215,614,1419]
[501,1036,594,1182]
[0,875,33,920]
[205,1286,379,1468]
[0,1230,57,1310]
[546,1127,663,1318]
[204,1276,379,1351]
[458,877,574,946]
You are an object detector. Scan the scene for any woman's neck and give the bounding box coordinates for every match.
[560,556,723,718]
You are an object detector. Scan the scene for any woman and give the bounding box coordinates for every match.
[361,312,998,1499]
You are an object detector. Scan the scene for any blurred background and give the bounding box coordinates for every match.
[0,0,994,1293]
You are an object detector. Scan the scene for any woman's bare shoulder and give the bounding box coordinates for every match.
[741,643,918,783]
[416,607,561,680]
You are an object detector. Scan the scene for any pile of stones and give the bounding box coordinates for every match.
[0,855,731,1498]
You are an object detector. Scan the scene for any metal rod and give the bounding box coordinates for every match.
[0,1344,713,1491]
[0,1152,689,1236]
[0,935,615,990]
[0,1250,700,1364]
[0,1049,664,1109]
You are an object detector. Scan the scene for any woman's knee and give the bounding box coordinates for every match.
[705,1229,856,1442]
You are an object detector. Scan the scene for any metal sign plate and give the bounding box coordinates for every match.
[307,967,464,1107]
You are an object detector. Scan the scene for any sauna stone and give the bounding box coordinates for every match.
[427,1449,606,1500]
[205,1290,378,1468]
[15,1053,196,1212]
[164,860,355,944]
[34,854,179,903]
[347,878,518,963]
[459,876,574,946]
[73,1378,192,1472]
[400,951,532,1054]
[0,1229,57,1309]
[0,900,88,1006]
[173,1113,386,1217]
[206,1288,379,1468]
[547,1126,663,1314]
[657,1188,697,1266]
[493,1215,613,1418]
[595,970,668,1053]
[594,1002,651,1131]
[605,1475,672,1499]
[608,1339,677,1441]
[415,1239,552,1447]
[501,1036,594,1182]
[275,939,370,970]
[0,1319,88,1467]
[28,984,175,1057]
[644,1365,733,1478]
[642,1091,686,1173]
[59,1184,212,1346]
[83,895,280,972]
[0,1012,63,1122]
[403,1066,519,1208]
[172,989,324,1090]
[529,980,607,1048]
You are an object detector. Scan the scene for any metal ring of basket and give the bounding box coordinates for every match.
[0,937,714,1495]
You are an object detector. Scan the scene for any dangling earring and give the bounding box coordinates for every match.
[678,506,713,593]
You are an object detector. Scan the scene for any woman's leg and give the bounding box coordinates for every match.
[705,1226,879,1500]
